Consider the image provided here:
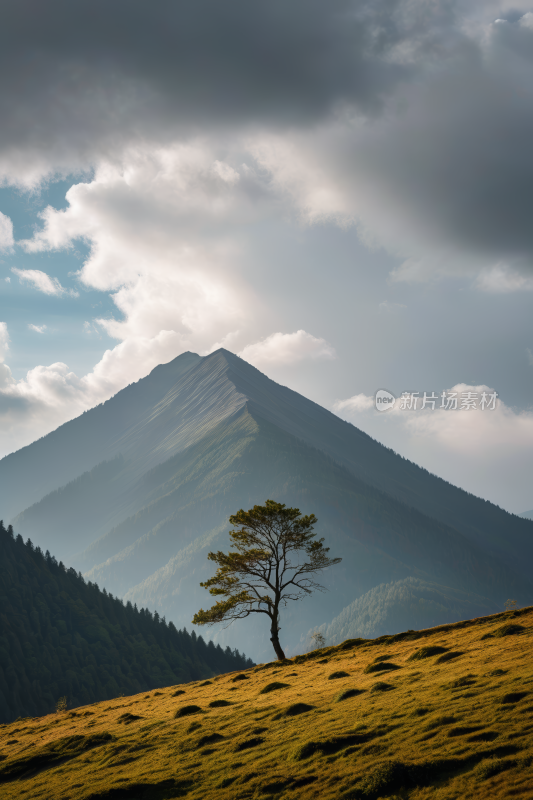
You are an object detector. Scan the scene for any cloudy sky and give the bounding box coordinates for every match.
[1,0,532,513]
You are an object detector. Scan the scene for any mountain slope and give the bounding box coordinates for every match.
[1,606,532,800]
[3,349,533,660]
[311,577,498,645]
[0,522,253,724]
[0,351,202,522]
[6,349,533,577]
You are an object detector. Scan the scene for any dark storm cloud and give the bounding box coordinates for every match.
[2,0,533,277]
[342,16,533,270]
[0,0,412,150]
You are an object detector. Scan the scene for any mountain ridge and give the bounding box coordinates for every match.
[3,348,533,660]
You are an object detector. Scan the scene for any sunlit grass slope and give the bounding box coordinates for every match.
[1,607,532,800]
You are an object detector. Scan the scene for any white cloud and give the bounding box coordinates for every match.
[4,277,10,283]
[378,301,407,312]
[0,212,14,251]
[0,329,189,457]
[333,383,533,511]
[0,323,14,393]
[11,268,79,297]
[333,394,375,413]
[28,324,47,334]
[475,264,533,293]
[399,386,533,459]
[239,330,336,368]
[0,322,9,360]
[17,146,262,350]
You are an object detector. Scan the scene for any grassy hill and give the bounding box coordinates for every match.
[1,607,531,799]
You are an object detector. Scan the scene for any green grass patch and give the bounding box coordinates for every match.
[117,713,143,724]
[475,758,516,780]
[273,702,314,719]
[174,705,203,718]
[443,674,477,690]
[231,674,249,683]
[447,725,484,737]
[208,699,232,708]
[172,689,186,696]
[258,682,290,694]
[0,733,115,782]
[436,651,463,664]
[196,733,224,748]
[412,707,431,717]
[328,671,350,680]
[289,731,372,761]
[481,624,525,640]
[424,715,458,731]
[335,689,364,702]
[500,691,529,704]
[234,736,265,752]
[84,778,194,799]
[408,646,448,661]
[363,662,400,674]
[370,682,394,693]
[468,731,499,742]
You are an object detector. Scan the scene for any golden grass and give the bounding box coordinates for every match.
[1,607,532,799]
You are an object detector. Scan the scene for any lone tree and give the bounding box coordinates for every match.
[192,500,341,661]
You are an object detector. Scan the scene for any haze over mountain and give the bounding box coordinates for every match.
[2,349,532,660]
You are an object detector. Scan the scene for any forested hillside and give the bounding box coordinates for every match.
[0,522,253,724]
[311,577,498,645]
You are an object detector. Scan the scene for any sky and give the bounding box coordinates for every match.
[0,0,532,514]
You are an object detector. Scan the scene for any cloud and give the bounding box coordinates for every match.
[1,1,533,287]
[247,6,533,285]
[0,321,9,360]
[17,145,261,351]
[239,330,336,368]
[0,0,413,187]
[28,324,47,333]
[0,322,14,392]
[475,264,533,293]
[378,301,407,312]
[12,268,79,297]
[0,329,189,457]
[333,394,375,413]
[0,212,14,251]
[333,383,533,511]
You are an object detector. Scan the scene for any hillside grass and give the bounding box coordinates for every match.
[1,607,532,800]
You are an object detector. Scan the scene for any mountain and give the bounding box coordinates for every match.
[1,348,532,661]
[519,510,533,521]
[0,522,253,724]
[309,577,498,646]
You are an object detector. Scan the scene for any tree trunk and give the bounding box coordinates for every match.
[270,615,286,661]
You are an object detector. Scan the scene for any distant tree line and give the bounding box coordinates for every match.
[0,521,253,724]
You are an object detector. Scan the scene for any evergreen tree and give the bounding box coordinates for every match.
[0,521,254,723]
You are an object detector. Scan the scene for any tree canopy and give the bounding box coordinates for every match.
[0,521,253,723]
[192,500,341,660]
